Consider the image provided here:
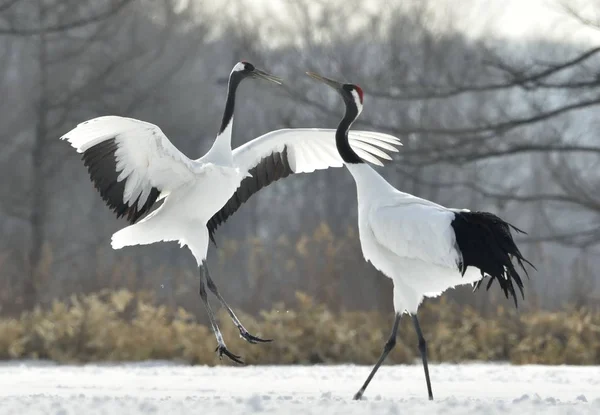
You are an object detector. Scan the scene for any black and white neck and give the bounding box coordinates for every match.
[206,62,248,164]
[335,85,397,198]
[335,87,365,165]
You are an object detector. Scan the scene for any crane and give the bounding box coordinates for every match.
[60,61,402,364]
[306,71,533,400]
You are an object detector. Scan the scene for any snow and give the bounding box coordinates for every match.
[0,362,598,414]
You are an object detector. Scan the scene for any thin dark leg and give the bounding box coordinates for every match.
[412,315,433,400]
[199,264,243,364]
[353,313,402,400]
[203,261,272,344]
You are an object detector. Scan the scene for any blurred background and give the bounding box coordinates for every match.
[0,0,599,364]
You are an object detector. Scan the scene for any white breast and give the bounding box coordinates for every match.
[177,165,244,220]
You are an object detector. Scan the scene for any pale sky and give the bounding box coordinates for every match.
[451,0,599,43]
[204,0,600,45]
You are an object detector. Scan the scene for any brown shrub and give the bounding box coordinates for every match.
[0,290,598,365]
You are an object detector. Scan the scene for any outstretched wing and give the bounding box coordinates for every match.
[61,116,196,223]
[207,128,402,243]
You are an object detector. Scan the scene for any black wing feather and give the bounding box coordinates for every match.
[206,146,293,245]
[81,138,160,224]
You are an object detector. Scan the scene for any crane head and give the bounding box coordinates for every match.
[230,61,282,85]
[305,71,363,115]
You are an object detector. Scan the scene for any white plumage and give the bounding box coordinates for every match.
[348,164,486,313]
[60,62,402,364]
[306,71,532,401]
[62,117,401,257]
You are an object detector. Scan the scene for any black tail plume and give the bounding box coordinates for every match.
[451,211,535,307]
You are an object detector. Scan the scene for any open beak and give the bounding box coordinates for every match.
[253,68,283,85]
[306,71,344,90]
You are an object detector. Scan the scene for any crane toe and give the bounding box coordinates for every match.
[239,329,273,344]
[215,344,244,365]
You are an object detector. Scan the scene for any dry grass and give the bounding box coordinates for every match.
[5,221,555,319]
[0,289,598,365]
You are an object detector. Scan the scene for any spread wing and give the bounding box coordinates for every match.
[207,128,402,243]
[61,116,196,223]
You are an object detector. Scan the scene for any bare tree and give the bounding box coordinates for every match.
[0,0,135,36]
[0,0,208,309]
[261,1,600,245]
[218,0,600,310]
[2,0,598,314]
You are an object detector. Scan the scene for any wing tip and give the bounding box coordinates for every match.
[370,158,384,167]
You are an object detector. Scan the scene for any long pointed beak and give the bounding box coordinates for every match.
[306,71,344,90]
[253,68,283,85]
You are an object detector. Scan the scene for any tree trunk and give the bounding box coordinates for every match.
[25,0,48,310]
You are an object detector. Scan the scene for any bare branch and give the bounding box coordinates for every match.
[367,46,600,100]
[402,144,600,165]
[288,78,600,142]
[0,0,134,36]
[559,1,600,31]
[519,228,600,247]
[0,0,19,13]
[394,165,586,206]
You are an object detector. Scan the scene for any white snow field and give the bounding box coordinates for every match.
[0,362,598,415]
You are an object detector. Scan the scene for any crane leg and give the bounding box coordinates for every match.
[412,315,433,400]
[199,263,243,364]
[203,260,272,344]
[353,313,401,400]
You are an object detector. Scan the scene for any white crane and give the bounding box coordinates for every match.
[306,71,534,400]
[60,61,403,364]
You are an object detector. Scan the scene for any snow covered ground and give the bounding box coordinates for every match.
[0,362,598,414]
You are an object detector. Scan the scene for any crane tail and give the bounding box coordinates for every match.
[111,219,177,249]
[451,211,533,307]
[110,213,208,267]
